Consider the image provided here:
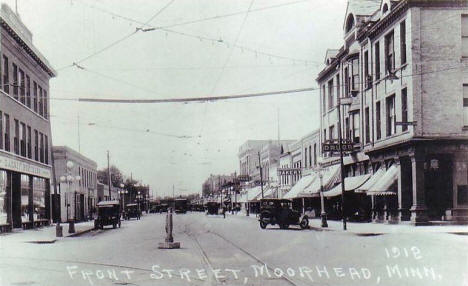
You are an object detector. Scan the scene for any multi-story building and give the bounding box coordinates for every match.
[201,173,236,197]
[52,146,97,222]
[0,4,56,230]
[317,0,468,224]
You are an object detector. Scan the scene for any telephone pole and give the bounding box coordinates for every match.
[107,150,111,198]
[258,151,264,199]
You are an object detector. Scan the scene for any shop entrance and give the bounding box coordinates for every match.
[425,154,453,221]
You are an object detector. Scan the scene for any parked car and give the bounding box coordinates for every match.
[124,203,141,220]
[94,200,121,229]
[258,198,309,230]
[175,199,188,214]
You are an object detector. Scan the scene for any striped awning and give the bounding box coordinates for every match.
[300,164,341,197]
[283,175,316,199]
[323,173,371,197]
[367,165,399,196]
[356,167,385,193]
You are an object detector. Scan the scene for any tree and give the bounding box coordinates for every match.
[97,165,124,187]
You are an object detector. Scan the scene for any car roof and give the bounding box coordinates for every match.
[126,203,138,206]
[97,200,120,206]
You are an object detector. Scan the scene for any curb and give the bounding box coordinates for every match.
[67,227,95,238]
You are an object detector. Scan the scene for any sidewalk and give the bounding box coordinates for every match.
[0,221,95,243]
[308,218,468,234]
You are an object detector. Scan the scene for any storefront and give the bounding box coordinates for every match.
[0,151,51,231]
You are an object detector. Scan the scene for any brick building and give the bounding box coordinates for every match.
[52,146,97,222]
[316,0,468,224]
[0,4,56,230]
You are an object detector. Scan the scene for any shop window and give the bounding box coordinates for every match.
[33,177,47,220]
[21,175,31,223]
[0,171,7,224]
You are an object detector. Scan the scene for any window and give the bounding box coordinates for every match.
[14,119,19,155]
[34,130,38,161]
[385,31,395,73]
[43,90,48,119]
[40,133,44,163]
[364,51,370,89]
[351,58,359,91]
[304,148,307,168]
[44,134,48,164]
[352,113,360,144]
[4,114,9,152]
[313,144,317,165]
[375,41,381,80]
[309,146,312,167]
[400,20,407,64]
[464,85,468,126]
[462,15,468,57]
[365,107,370,143]
[2,56,8,94]
[38,86,43,116]
[0,111,2,150]
[402,88,408,131]
[328,79,334,110]
[329,125,335,140]
[20,122,26,157]
[19,69,25,104]
[386,95,396,136]
[345,117,350,139]
[323,129,327,142]
[26,75,31,108]
[376,102,382,140]
[27,126,31,159]
[336,75,341,102]
[33,82,38,112]
[322,85,326,112]
[344,67,350,96]
[12,64,18,100]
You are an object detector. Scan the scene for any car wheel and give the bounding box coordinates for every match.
[300,217,309,229]
[259,219,267,229]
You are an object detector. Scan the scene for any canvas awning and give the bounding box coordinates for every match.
[367,165,399,196]
[283,175,316,199]
[323,173,371,197]
[247,186,264,202]
[263,187,276,198]
[300,164,341,197]
[355,167,386,193]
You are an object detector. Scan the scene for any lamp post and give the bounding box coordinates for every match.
[59,161,81,234]
[119,183,128,213]
[313,158,328,228]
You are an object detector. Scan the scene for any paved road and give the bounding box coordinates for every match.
[1,212,467,286]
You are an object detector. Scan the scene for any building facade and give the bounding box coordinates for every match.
[317,0,468,224]
[0,4,56,230]
[53,146,97,222]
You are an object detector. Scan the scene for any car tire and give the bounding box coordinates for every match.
[259,220,267,229]
[300,217,309,229]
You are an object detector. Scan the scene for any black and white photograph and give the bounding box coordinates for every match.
[0,0,467,285]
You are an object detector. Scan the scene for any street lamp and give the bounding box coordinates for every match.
[119,183,128,212]
[313,158,328,228]
[59,161,81,234]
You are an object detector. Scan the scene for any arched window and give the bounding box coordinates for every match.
[345,14,355,33]
[382,3,389,14]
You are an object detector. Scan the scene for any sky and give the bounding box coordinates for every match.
[3,0,348,196]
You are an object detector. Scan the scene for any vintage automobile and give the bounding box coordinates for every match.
[94,200,121,229]
[258,198,309,230]
[124,203,141,220]
[206,201,220,215]
[174,198,188,214]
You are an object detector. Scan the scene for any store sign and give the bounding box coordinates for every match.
[0,153,51,178]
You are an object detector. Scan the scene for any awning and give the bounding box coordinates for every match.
[263,187,276,198]
[323,173,371,197]
[283,175,316,199]
[367,165,399,196]
[301,164,341,197]
[247,186,264,202]
[355,167,385,193]
[237,192,248,203]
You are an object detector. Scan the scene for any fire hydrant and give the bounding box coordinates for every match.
[158,208,180,249]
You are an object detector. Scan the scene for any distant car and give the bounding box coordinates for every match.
[94,200,121,229]
[124,203,141,220]
[175,199,188,214]
[158,203,169,213]
[206,202,220,215]
[258,198,309,230]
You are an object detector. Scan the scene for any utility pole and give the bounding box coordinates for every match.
[107,151,111,198]
[258,151,264,199]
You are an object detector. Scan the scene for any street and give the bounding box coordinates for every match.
[1,213,468,286]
